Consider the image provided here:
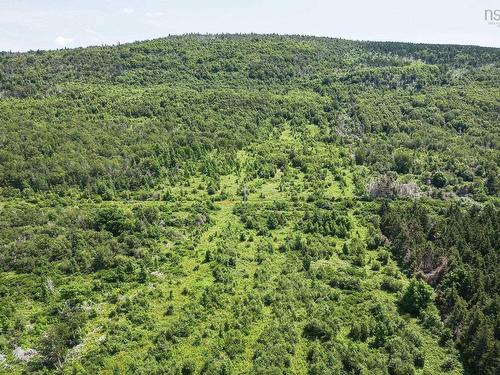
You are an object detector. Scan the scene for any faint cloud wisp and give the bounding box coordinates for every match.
[145,11,164,18]
[54,36,74,47]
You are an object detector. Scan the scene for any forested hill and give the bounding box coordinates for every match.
[0,35,498,374]
[1,34,500,97]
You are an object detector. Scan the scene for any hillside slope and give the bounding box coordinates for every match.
[0,35,498,374]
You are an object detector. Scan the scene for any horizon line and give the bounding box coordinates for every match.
[2,32,499,54]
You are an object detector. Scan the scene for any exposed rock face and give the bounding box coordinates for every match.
[13,347,38,362]
[151,271,164,278]
[397,182,419,198]
[420,256,448,286]
[368,174,420,199]
[368,174,395,198]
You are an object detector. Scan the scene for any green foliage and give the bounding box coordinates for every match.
[401,278,434,315]
[381,201,499,374]
[1,34,497,374]
[301,209,351,237]
[393,150,414,174]
[431,171,447,188]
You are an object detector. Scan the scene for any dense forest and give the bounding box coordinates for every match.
[0,34,498,374]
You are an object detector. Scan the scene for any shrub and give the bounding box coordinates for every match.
[303,320,332,342]
[400,278,434,315]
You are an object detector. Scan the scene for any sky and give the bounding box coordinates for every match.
[0,0,499,52]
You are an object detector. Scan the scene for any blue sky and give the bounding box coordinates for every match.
[0,0,499,51]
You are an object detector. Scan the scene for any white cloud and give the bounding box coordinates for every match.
[122,8,134,14]
[145,11,164,18]
[54,36,74,47]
